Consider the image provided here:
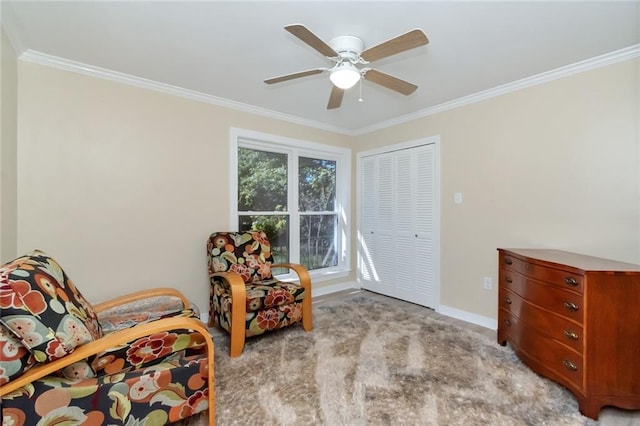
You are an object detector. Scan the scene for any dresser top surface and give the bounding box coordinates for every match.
[498,248,640,273]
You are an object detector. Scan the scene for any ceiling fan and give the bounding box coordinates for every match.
[265,24,429,110]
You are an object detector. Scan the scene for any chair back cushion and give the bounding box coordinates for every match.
[207,231,274,283]
[0,250,102,366]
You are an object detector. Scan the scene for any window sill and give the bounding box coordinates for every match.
[277,268,351,283]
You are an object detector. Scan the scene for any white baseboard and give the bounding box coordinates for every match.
[312,281,360,298]
[310,282,497,331]
[437,304,498,330]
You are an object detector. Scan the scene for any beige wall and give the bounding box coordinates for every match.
[0,27,18,262]
[16,62,352,306]
[12,56,640,322]
[354,59,640,319]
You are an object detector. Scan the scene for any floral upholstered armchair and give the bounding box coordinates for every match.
[1,250,215,425]
[207,231,312,357]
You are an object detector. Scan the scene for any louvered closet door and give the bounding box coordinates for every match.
[393,149,416,302]
[413,144,436,307]
[374,154,395,294]
[359,143,437,308]
[359,154,394,294]
[360,156,378,289]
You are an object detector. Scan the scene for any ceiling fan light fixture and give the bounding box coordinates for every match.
[330,62,361,89]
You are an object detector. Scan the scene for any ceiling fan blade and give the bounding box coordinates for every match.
[364,69,418,95]
[285,24,338,58]
[327,85,344,109]
[361,29,429,62]
[264,69,324,84]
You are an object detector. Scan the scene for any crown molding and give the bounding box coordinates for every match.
[17,43,640,137]
[354,43,640,136]
[18,50,354,136]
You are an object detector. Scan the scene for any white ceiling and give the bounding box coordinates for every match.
[2,1,639,134]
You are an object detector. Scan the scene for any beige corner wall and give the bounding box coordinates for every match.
[16,62,352,306]
[354,58,640,320]
[0,27,18,262]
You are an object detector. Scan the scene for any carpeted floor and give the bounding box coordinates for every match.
[183,295,602,425]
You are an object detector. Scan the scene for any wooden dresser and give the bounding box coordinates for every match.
[497,248,640,419]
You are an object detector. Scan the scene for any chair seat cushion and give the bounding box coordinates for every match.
[211,279,306,337]
[213,297,304,338]
[242,279,306,312]
[98,296,201,334]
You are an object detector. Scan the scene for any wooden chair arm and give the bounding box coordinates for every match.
[272,263,312,291]
[92,287,190,313]
[1,317,213,396]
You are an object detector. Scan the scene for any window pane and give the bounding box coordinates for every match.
[300,214,338,270]
[298,157,336,211]
[239,215,289,269]
[238,147,287,212]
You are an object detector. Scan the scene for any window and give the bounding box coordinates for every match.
[231,128,351,281]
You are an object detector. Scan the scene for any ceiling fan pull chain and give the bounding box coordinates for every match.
[358,78,364,103]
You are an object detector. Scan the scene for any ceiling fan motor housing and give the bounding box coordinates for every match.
[329,35,365,62]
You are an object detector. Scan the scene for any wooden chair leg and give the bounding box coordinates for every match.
[229,318,245,358]
[302,293,313,332]
[208,284,215,327]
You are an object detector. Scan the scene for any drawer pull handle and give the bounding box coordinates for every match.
[505,276,513,283]
[505,258,513,265]
[504,319,512,326]
[505,297,512,305]
[563,330,579,340]
[563,360,578,371]
[564,301,579,312]
[564,277,578,287]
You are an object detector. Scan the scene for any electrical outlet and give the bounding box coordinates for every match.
[483,277,492,290]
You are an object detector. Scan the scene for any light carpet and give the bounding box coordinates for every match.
[184,296,595,425]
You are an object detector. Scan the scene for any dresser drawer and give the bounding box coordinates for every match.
[500,267,525,289]
[501,273,584,325]
[524,263,583,293]
[501,253,526,274]
[500,312,584,391]
[498,307,521,343]
[499,288,583,353]
[501,252,583,293]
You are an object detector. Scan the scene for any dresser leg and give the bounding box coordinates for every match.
[497,330,507,346]
[578,399,601,420]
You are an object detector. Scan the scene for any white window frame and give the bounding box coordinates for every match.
[229,127,351,282]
